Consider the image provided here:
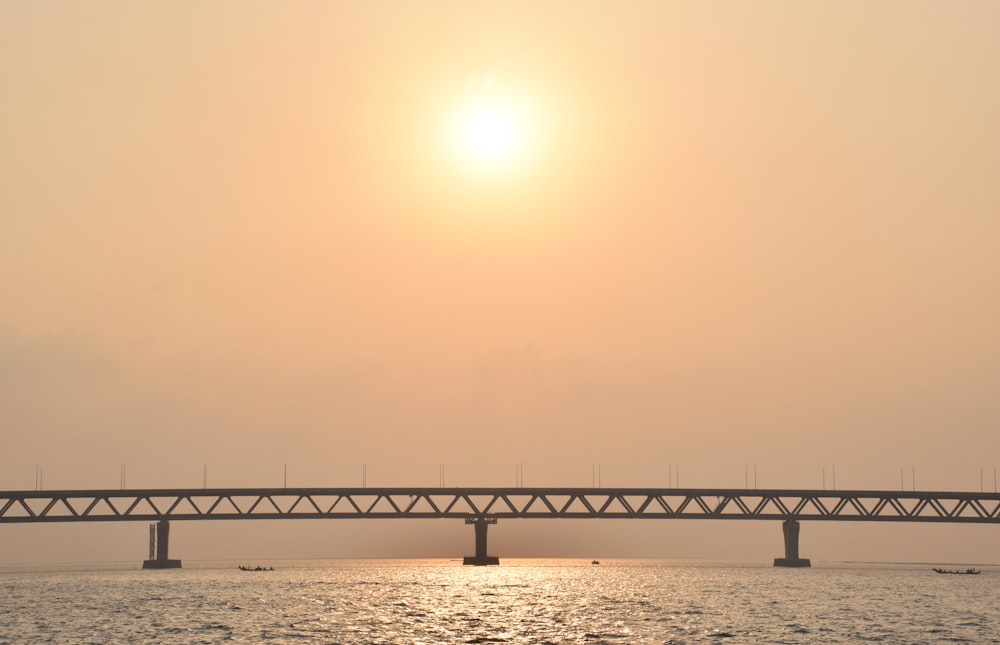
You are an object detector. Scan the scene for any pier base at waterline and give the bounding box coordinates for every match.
[142,519,182,569]
[773,519,811,567]
[463,517,500,565]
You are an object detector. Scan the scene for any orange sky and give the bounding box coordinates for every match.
[2,2,999,564]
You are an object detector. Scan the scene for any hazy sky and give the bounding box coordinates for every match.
[2,2,999,565]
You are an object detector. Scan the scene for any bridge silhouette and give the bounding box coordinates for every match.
[4,486,999,567]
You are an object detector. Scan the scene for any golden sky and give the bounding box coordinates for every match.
[2,2,999,563]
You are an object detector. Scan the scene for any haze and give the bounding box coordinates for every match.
[2,2,999,565]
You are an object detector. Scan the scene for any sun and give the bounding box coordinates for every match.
[451,71,533,172]
[457,99,520,165]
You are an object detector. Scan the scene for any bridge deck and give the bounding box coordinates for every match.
[2,488,999,523]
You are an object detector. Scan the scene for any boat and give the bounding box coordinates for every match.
[932,567,980,575]
[591,560,600,565]
[238,565,274,571]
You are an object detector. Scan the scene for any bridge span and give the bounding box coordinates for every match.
[3,487,999,567]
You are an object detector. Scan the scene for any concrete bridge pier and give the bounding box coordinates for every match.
[463,517,499,565]
[773,519,811,567]
[142,519,182,569]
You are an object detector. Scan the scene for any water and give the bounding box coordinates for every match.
[1,559,996,644]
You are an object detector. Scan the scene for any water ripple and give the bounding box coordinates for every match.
[1,560,999,644]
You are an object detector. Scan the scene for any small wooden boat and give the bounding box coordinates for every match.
[932,567,980,575]
[238,565,274,571]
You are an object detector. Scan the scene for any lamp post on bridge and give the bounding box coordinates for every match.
[981,467,997,494]
[900,466,915,491]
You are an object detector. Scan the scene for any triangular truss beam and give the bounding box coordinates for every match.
[1,488,998,524]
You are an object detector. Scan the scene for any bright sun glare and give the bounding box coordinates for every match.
[459,103,515,160]
[452,70,532,171]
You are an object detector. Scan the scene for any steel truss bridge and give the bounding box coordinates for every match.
[3,487,1000,523]
[3,487,999,567]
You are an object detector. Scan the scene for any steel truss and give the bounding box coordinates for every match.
[2,488,1000,524]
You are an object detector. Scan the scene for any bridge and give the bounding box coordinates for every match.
[3,487,999,567]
